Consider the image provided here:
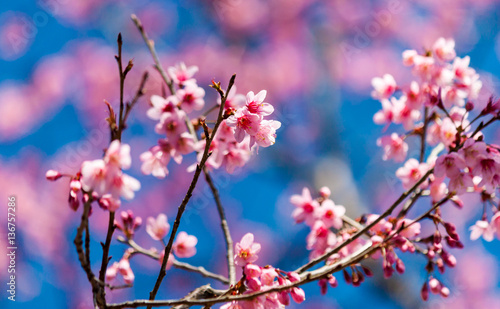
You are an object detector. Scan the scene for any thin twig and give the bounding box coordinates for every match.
[130,14,175,95]
[120,238,229,284]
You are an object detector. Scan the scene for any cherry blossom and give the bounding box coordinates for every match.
[395,159,429,189]
[173,231,198,258]
[371,74,396,99]
[176,82,206,113]
[234,233,261,266]
[377,133,408,162]
[167,62,199,86]
[146,214,170,241]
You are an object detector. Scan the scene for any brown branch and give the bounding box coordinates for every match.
[146,75,236,306]
[130,14,175,95]
[122,71,149,128]
[419,107,429,162]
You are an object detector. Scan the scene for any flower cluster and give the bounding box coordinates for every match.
[141,63,281,177]
[46,140,140,211]
[226,90,282,149]
[222,233,305,309]
[290,187,346,259]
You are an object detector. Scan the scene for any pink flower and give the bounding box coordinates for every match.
[155,108,188,139]
[318,199,345,229]
[147,95,178,120]
[306,221,337,252]
[377,133,408,162]
[252,120,281,148]
[106,172,141,201]
[245,90,274,116]
[448,172,474,195]
[167,62,198,85]
[470,220,495,242]
[405,81,422,109]
[396,219,421,239]
[98,194,121,212]
[458,139,487,167]
[225,108,262,143]
[290,287,306,304]
[244,264,262,278]
[106,257,134,284]
[395,159,429,189]
[105,140,131,170]
[80,159,107,195]
[176,82,205,113]
[173,231,198,258]
[290,187,320,226]
[234,233,261,266]
[402,50,418,66]
[146,214,170,241]
[472,154,500,182]
[371,74,396,99]
[433,38,456,62]
[434,153,466,178]
[441,86,467,107]
[140,142,173,178]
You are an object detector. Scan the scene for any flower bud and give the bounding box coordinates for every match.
[421,282,429,301]
[318,279,328,295]
[46,170,62,181]
[328,275,338,288]
[290,287,306,304]
[319,186,331,198]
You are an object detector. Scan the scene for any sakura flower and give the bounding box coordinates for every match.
[224,142,251,173]
[438,118,458,147]
[392,96,421,130]
[377,133,408,162]
[395,159,429,189]
[176,82,205,113]
[396,219,421,239]
[402,49,418,66]
[244,264,262,278]
[173,231,198,258]
[80,159,107,195]
[306,221,337,252]
[412,55,435,81]
[405,81,422,109]
[433,38,456,62]
[155,108,188,139]
[252,119,281,148]
[430,177,448,203]
[146,214,170,241]
[147,95,178,120]
[167,62,198,85]
[290,187,320,226]
[371,74,396,99]
[106,257,134,284]
[245,90,274,116]
[448,172,473,195]
[105,140,131,170]
[234,233,261,266]
[491,213,500,239]
[260,267,278,285]
[318,199,345,229]
[472,154,500,182]
[225,108,262,143]
[441,86,467,107]
[434,153,466,178]
[458,139,487,167]
[140,142,173,178]
[469,220,495,241]
[106,172,141,200]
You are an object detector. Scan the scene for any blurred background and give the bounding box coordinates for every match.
[1,0,500,308]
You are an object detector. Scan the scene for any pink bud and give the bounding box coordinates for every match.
[361,266,373,277]
[319,186,331,198]
[318,279,328,295]
[421,283,429,301]
[290,287,305,304]
[429,278,441,294]
[328,275,338,287]
[343,269,352,284]
[440,286,450,298]
[287,271,301,283]
[46,170,62,181]
[395,259,405,274]
[278,291,290,305]
[246,277,261,291]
